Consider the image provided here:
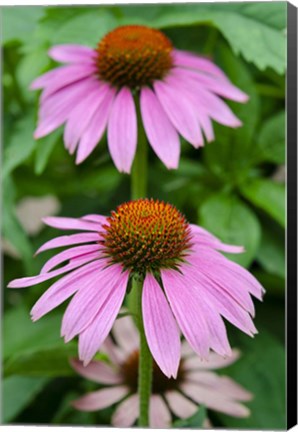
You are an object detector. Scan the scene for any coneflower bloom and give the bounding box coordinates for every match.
[8,199,264,377]
[31,25,248,172]
[70,315,253,428]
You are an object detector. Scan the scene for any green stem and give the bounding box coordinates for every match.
[128,94,152,426]
[134,277,153,426]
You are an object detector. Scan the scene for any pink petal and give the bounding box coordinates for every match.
[112,316,139,355]
[30,260,105,321]
[165,390,197,419]
[154,80,203,148]
[78,268,130,365]
[149,395,171,428]
[140,87,180,169]
[61,264,125,342]
[107,87,137,173]
[161,269,210,359]
[190,224,244,253]
[70,358,122,385]
[173,49,229,81]
[111,394,139,427]
[63,83,110,154]
[42,216,102,231]
[41,244,101,273]
[76,86,116,164]
[184,348,241,370]
[142,273,180,378]
[31,64,95,90]
[181,382,250,417]
[81,214,107,224]
[176,67,248,103]
[48,44,95,64]
[101,337,127,365]
[35,232,100,255]
[72,386,128,411]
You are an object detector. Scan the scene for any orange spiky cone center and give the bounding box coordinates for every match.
[96,25,173,88]
[101,198,192,273]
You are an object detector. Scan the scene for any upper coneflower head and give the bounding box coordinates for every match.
[31,25,248,172]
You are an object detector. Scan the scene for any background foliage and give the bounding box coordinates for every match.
[2,2,286,428]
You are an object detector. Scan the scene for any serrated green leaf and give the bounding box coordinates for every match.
[256,111,285,164]
[199,194,261,267]
[117,2,286,73]
[2,376,49,423]
[3,111,36,179]
[2,6,44,45]
[218,329,285,429]
[241,178,285,227]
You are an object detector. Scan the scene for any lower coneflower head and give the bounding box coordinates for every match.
[8,199,264,377]
[31,25,248,172]
[70,315,253,428]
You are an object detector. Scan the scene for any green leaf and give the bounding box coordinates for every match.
[3,111,36,179]
[257,222,285,279]
[256,111,285,164]
[40,8,118,46]
[2,177,34,272]
[241,178,285,227]
[3,376,49,423]
[199,194,261,267]
[34,129,61,175]
[203,43,260,184]
[173,406,206,428]
[2,7,44,45]
[117,2,286,73]
[218,329,285,429]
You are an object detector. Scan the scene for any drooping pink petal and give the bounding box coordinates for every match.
[42,216,101,232]
[197,113,214,142]
[161,269,210,359]
[165,390,197,419]
[72,386,128,411]
[107,87,137,173]
[181,382,250,417]
[81,214,107,224]
[101,337,127,365]
[154,80,203,148]
[61,264,125,342]
[140,87,180,169]
[8,257,99,289]
[30,64,95,90]
[30,260,105,321]
[76,86,116,164]
[70,358,123,385]
[112,315,139,355]
[78,268,130,365]
[183,348,241,370]
[149,395,171,428]
[63,83,110,154]
[35,232,100,255]
[48,44,95,64]
[112,394,139,427]
[190,224,244,253]
[142,273,181,378]
[185,371,252,402]
[41,244,101,274]
[173,49,229,81]
[175,67,248,103]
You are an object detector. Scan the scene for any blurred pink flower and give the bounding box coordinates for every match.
[8,199,264,377]
[70,315,253,428]
[31,25,248,173]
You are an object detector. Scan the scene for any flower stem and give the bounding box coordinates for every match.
[135,276,153,426]
[129,95,152,426]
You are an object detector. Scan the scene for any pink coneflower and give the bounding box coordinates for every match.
[8,198,264,378]
[70,315,253,428]
[31,25,248,172]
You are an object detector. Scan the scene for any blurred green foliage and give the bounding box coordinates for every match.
[2,2,286,428]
